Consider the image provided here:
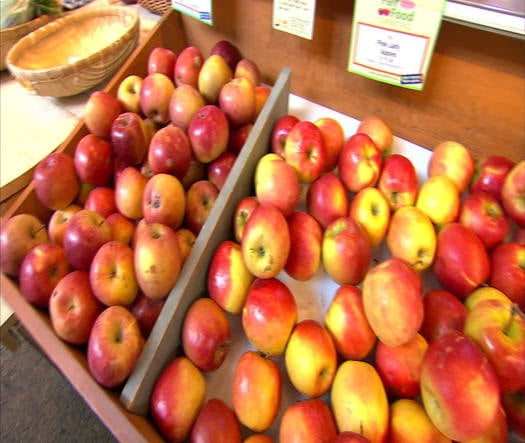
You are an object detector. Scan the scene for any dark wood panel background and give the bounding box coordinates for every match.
[176,0,524,162]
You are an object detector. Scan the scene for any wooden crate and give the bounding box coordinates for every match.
[1,9,290,441]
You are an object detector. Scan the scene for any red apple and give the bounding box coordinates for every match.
[105,212,135,245]
[49,270,104,345]
[356,115,393,154]
[190,398,242,443]
[168,83,206,132]
[470,155,516,202]
[284,210,322,281]
[283,120,327,183]
[254,84,271,120]
[279,398,338,443]
[83,186,117,219]
[207,239,254,314]
[377,153,419,210]
[117,74,143,114]
[306,172,349,230]
[232,195,259,243]
[0,213,48,277]
[139,72,175,125]
[19,242,70,307]
[322,216,371,286]
[489,241,525,309]
[420,330,500,441]
[324,285,376,361]
[362,257,424,347]
[143,173,186,231]
[210,39,242,72]
[207,150,237,190]
[110,112,148,165]
[188,104,229,163]
[428,140,475,194]
[115,166,148,221]
[73,134,113,187]
[228,123,253,155]
[459,191,510,250]
[242,277,298,356]
[175,227,196,265]
[420,289,468,343]
[314,116,345,172]
[231,350,281,432]
[501,160,525,227]
[218,76,256,127]
[63,209,111,271]
[375,332,428,399]
[254,153,300,218]
[329,432,371,443]
[234,58,261,86]
[150,356,206,443]
[48,204,82,246]
[148,125,192,178]
[87,305,144,388]
[464,299,525,393]
[271,114,300,158]
[180,154,207,190]
[184,179,219,235]
[181,297,231,372]
[502,389,525,439]
[241,203,291,279]
[338,132,382,193]
[33,152,80,211]
[134,221,182,300]
[285,319,338,398]
[433,223,490,299]
[130,291,165,338]
[89,240,138,307]
[147,46,177,80]
[82,90,121,139]
[174,45,204,88]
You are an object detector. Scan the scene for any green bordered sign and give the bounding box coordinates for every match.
[172,0,213,25]
[348,0,446,90]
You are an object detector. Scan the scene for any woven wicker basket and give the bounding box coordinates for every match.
[0,13,57,71]
[6,6,139,97]
[139,0,171,16]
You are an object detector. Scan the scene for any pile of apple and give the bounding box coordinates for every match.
[0,40,270,389]
[148,111,525,442]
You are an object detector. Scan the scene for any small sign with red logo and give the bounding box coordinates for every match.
[348,0,446,90]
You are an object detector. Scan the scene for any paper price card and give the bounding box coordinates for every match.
[273,0,316,40]
[348,0,446,90]
[172,0,213,25]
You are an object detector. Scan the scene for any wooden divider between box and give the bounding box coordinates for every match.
[120,67,292,414]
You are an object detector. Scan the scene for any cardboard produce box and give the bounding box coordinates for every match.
[0,9,291,442]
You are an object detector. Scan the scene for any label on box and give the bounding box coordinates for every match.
[273,0,316,40]
[172,0,213,25]
[348,0,446,90]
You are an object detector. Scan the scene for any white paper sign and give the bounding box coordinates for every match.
[172,0,213,25]
[348,0,446,90]
[273,0,316,40]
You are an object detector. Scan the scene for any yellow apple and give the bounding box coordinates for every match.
[331,360,389,443]
[464,286,513,311]
[416,174,460,225]
[349,186,391,248]
[285,319,338,398]
[389,398,451,443]
[386,206,437,271]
